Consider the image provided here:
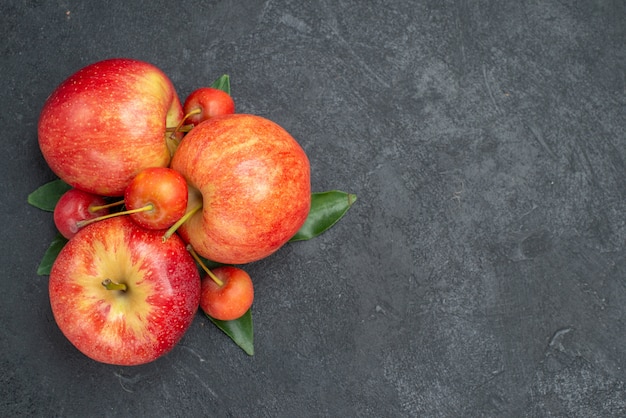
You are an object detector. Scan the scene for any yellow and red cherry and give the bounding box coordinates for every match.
[76,167,188,231]
[123,167,188,230]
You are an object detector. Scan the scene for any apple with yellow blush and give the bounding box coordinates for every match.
[48,216,200,366]
[38,58,184,196]
[170,114,311,264]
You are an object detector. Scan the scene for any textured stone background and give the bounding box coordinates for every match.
[1,1,624,416]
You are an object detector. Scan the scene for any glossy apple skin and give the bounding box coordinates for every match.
[200,266,254,321]
[49,216,200,366]
[38,58,184,196]
[170,114,311,264]
[53,188,110,239]
[124,167,188,230]
[183,87,235,125]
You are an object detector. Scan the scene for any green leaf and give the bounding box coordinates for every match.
[290,190,357,242]
[210,75,231,95]
[28,179,71,211]
[37,233,68,275]
[207,309,254,356]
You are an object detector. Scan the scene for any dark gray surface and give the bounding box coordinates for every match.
[2,1,625,416]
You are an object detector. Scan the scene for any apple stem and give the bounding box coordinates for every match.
[102,279,128,292]
[76,204,154,228]
[165,124,195,133]
[89,199,125,213]
[165,134,181,157]
[186,245,224,287]
[162,202,203,242]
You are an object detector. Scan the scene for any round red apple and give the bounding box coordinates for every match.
[53,188,110,239]
[170,114,311,264]
[48,216,200,366]
[38,58,184,196]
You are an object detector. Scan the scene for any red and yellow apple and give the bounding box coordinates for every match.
[170,114,311,264]
[48,216,200,366]
[38,58,184,196]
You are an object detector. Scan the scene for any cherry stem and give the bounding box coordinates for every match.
[89,199,124,213]
[164,112,199,155]
[177,108,202,129]
[167,109,200,137]
[76,204,154,228]
[187,245,224,287]
[162,202,203,242]
[102,279,127,292]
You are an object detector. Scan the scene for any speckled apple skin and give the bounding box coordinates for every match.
[38,58,184,196]
[49,216,200,366]
[171,114,311,265]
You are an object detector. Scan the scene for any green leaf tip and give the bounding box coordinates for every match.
[210,75,231,95]
[37,233,68,275]
[207,309,254,356]
[289,190,357,242]
[28,179,71,212]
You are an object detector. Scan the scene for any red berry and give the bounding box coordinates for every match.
[183,87,235,125]
[53,188,109,239]
[200,266,254,321]
[124,167,188,230]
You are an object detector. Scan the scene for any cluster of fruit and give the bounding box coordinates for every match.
[29,58,355,365]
